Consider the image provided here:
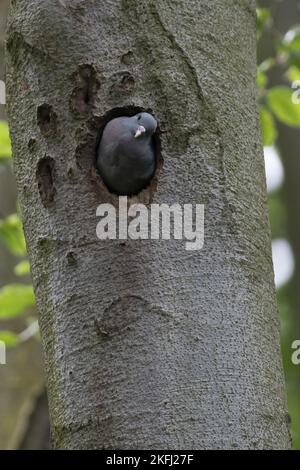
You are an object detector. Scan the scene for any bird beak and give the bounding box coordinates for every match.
[134,125,146,138]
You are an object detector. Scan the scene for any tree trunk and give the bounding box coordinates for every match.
[6,0,291,449]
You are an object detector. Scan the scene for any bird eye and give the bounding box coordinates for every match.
[137,115,141,121]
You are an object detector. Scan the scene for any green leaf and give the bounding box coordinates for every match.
[260,106,278,146]
[258,58,276,73]
[14,260,31,276]
[289,54,300,70]
[268,194,287,239]
[0,214,27,256]
[286,66,300,82]
[257,59,276,90]
[256,8,272,38]
[280,25,300,69]
[0,284,35,320]
[283,25,300,52]
[257,70,267,89]
[267,86,300,127]
[0,331,20,347]
[0,121,12,159]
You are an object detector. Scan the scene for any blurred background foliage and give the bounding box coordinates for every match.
[257,0,300,449]
[0,0,49,450]
[0,0,300,450]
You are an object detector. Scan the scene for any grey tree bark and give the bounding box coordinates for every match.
[6,0,291,449]
[1,0,49,451]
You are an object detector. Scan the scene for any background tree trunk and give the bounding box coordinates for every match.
[259,0,300,448]
[273,0,300,448]
[6,0,291,449]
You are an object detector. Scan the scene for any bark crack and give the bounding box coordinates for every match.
[149,2,235,231]
[7,30,51,66]
[149,2,206,108]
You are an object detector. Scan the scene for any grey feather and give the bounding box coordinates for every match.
[97,112,157,195]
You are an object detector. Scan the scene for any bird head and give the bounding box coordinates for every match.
[132,112,157,139]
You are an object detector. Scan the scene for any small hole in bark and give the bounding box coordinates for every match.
[28,138,37,152]
[67,166,77,182]
[109,71,135,97]
[121,51,134,65]
[37,104,57,136]
[70,64,100,114]
[286,413,292,426]
[66,251,77,266]
[36,156,56,207]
